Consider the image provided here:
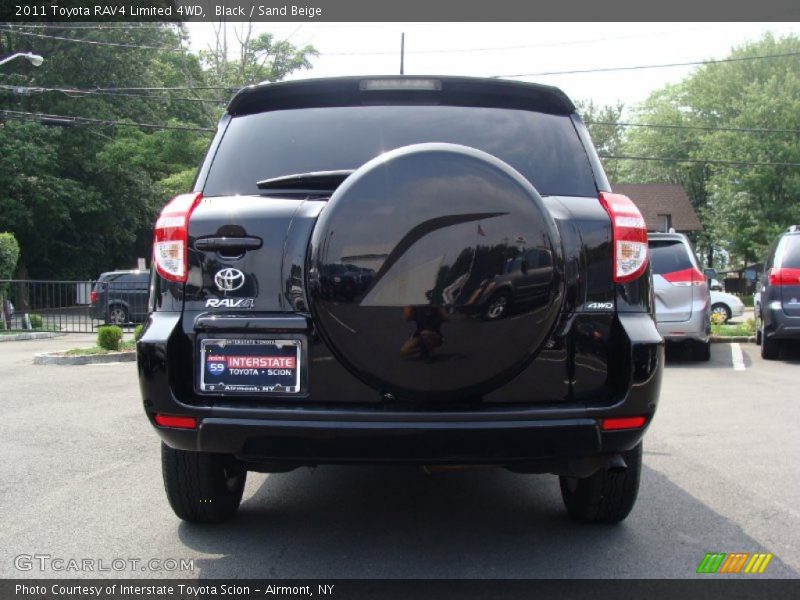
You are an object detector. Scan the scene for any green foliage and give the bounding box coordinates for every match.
[200,24,317,89]
[711,318,756,337]
[0,232,20,280]
[133,324,144,341]
[575,100,625,181]
[0,23,315,279]
[737,294,755,308]
[28,314,43,329]
[617,33,800,269]
[159,168,199,198]
[0,232,21,304]
[97,325,123,351]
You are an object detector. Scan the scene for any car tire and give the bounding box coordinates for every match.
[161,443,246,523]
[107,305,129,325]
[559,442,642,524]
[760,333,780,360]
[693,340,711,362]
[482,292,510,321]
[711,303,731,323]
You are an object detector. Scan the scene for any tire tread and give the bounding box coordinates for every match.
[161,444,245,523]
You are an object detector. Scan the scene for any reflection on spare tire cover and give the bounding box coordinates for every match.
[307,143,564,400]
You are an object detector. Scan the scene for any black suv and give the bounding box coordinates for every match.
[137,77,663,524]
[91,270,149,325]
[756,226,800,359]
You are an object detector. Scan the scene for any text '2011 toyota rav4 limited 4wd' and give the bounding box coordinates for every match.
[137,77,664,524]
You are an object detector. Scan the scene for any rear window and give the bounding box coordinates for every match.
[779,235,800,268]
[203,105,598,198]
[649,240,695,275]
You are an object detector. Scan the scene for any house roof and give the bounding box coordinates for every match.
[611,183,702,232]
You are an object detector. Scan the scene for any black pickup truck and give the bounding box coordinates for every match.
[137,76,663,524]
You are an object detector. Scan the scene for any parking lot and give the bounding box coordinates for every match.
[1,334,798,579]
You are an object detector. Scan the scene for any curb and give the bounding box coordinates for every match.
[33,350,136,365]
[0,332,67,343]
[710,336,755,344]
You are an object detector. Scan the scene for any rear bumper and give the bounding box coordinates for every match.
[138,311,663,468]
[764,304,800,340]
[160,416,647,469]
[655,310,709,343]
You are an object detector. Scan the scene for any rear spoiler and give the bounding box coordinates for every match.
[227,76,576,117]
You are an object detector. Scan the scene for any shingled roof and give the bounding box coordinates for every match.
[611,183,702,232]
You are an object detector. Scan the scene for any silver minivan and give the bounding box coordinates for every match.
[648,233,713,361]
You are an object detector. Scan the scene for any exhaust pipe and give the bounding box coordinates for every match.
[606,453,628,474]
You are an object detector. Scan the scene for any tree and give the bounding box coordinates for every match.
[200,22,317,96]
[616,34,800,269]
[0,23,317,279]
[575,99,625,181]
[0,231,20,326]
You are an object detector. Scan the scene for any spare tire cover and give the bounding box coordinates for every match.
[308,143,563,400]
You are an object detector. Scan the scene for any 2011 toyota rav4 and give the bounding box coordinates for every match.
[137,77,664,524]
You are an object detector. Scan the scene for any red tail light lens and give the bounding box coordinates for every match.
[153,192,202,283]
[662,267,705,287]
[768,267,800,286]
[600,416,647,431]
[90,290,97,304]
[598,192,649,283]
[153,414,198,429]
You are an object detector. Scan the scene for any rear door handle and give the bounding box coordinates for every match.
[194,236,262,252]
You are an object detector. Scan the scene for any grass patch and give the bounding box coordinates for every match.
[63,340,136,356]
[712,318,756,337]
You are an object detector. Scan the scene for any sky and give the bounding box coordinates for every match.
[185,22,800,112]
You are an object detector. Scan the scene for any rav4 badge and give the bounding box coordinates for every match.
[205,298,255,308]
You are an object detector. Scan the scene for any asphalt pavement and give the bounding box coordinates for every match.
[0,334,798,579]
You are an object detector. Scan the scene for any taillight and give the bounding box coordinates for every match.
[90,290,97,304]
[768,267,800,286]
[598,192,648,283]
[152,192,202,283]
[662,267,705,287]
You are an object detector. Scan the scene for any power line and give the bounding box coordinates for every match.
[0,109,214,132]
[600,154,800,167]
[0,27,186,52]
[587,121,800,135]
[0,84,228,104]
[93,85,237,92]
[496,51,800,78]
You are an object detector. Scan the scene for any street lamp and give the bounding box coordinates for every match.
[0,52,44,67]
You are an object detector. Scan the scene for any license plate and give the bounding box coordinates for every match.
[199,338,302,394]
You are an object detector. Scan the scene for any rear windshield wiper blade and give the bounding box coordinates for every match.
[256,170,354,192]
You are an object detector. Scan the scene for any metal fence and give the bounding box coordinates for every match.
[0,279,148,333]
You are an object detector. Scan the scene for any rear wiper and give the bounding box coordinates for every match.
[256,170,354,192]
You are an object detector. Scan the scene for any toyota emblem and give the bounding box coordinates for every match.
[214,268,245,292]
